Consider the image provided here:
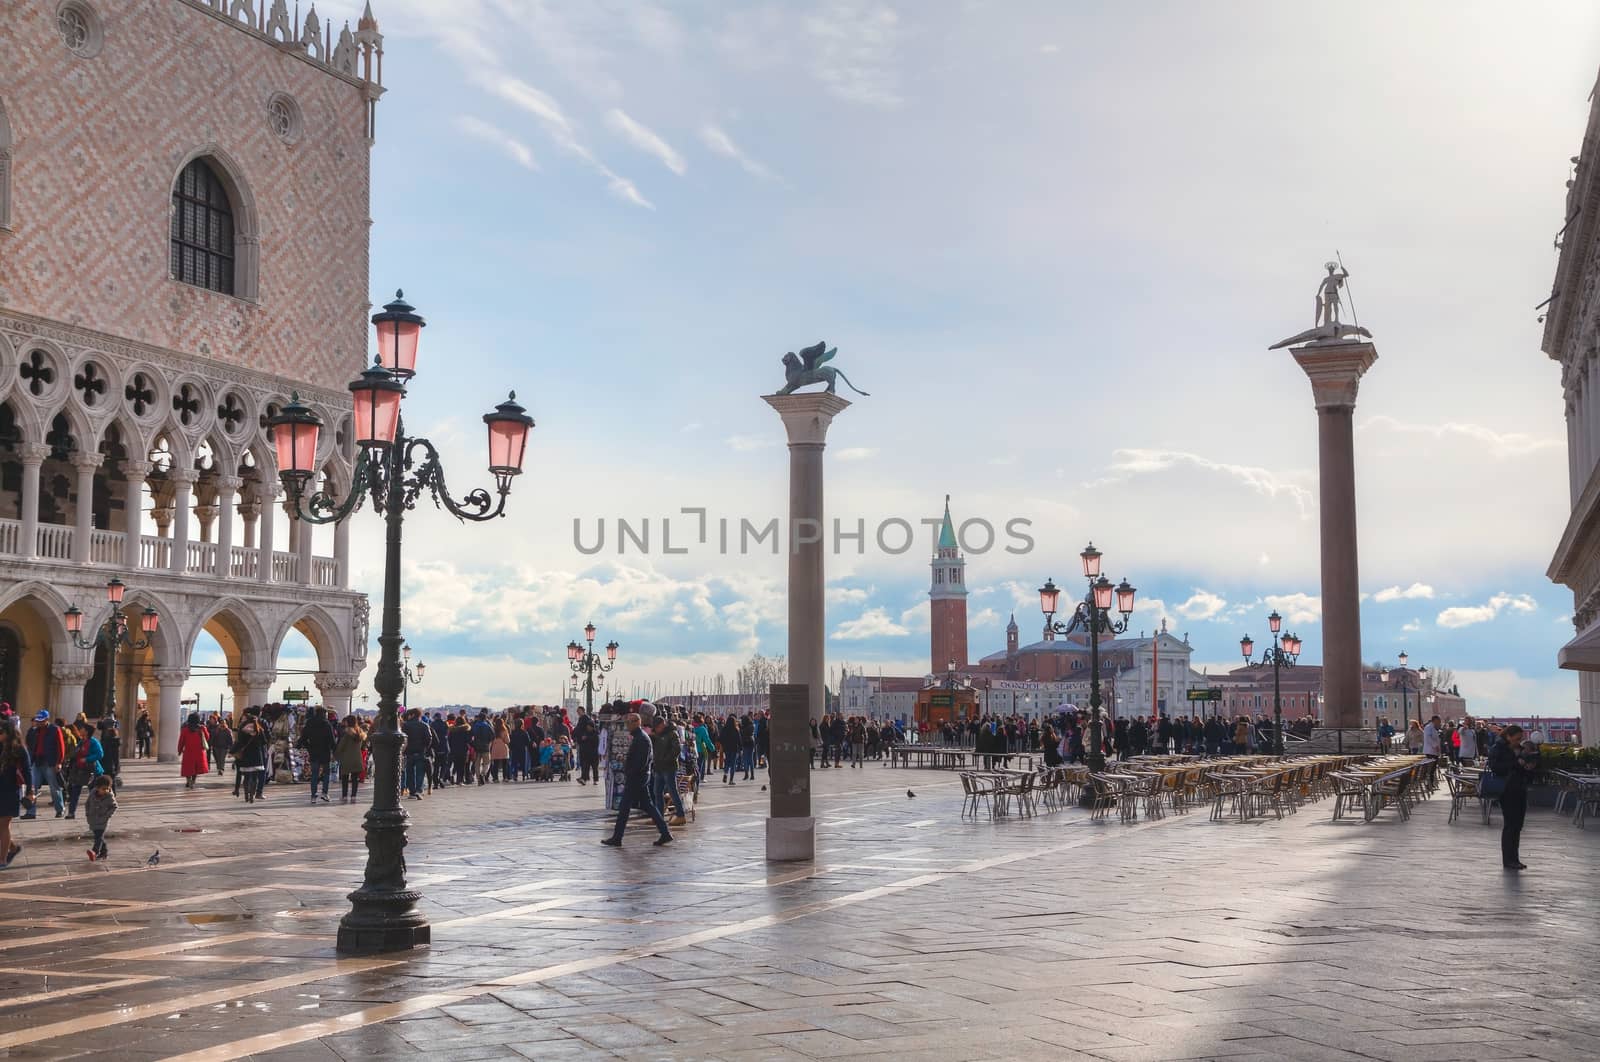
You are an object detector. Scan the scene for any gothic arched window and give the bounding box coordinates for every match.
[170,158,235,295]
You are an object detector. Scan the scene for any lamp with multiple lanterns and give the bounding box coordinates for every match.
[268,290,534,955]
[1239,611,1302,754]
[1380,651,1428,735]
[64,577,159,722]
[1038,542,1136,775]
[567,622,618,715]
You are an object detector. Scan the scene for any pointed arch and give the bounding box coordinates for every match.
[0,579,75,658]
[186,595,271,672]
[169,145,259,300]
[271,603,350,677]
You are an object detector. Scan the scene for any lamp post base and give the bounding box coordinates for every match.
[336,889,430,954]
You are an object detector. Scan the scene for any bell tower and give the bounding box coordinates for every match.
[929,495,968,675]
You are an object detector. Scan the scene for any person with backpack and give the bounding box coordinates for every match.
[470,711,495,785]
[62,720,103,819]
[296,708,336,803]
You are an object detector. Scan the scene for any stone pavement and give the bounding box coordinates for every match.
[1,758,1597,1061]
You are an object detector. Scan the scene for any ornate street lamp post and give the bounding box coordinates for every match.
[1380,652,1428,738]
[1239,611,1302,755]
[65,578,159,720]
[1039,542,1137,775]
[567,622,617,715]
[269,290,534,955]
[400,642,425,710]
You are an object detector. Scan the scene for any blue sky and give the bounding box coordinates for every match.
[199,0,1600,716]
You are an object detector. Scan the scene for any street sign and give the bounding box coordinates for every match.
[1186,688,1223,702]
[282,688,310,702]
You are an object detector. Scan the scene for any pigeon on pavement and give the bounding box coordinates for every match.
[146,850,161,866]
[907,790,916,798]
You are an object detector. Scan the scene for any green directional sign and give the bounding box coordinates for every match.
[1186,688,1223,702]
[282,688,311,702]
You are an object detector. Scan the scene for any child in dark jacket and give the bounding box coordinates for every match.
[85,774,117,861]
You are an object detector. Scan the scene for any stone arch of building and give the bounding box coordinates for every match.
[0,579,76,660]
[185,596,271,674]
[271,604,351,677]
[11,337,73,437]
[169,145,260,301]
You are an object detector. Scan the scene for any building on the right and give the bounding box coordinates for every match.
[1541,70,1600,747]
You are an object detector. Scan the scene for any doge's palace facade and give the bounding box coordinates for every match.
[0,0,385,759]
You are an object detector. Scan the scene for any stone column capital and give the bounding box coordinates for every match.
[763,392,852,448]
[52,662,96,684]
[1289,340,1378,412]
[168,468,200,488]
[71,450,104,471]
[241,669,277,689]
[123,459,151,483]
[19,442,51,465]
[153,668,190,686]
[316,674,362,694]
[216,475,244,494]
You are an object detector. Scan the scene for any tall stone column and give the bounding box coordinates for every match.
[18,443,47,560]
[762,391,851,861]
[1289,340,1377,729]
[256,476,277,583]
[154,667,190,762]
[169,469,197,575]
[71,452,102,563]
[215,475,240,577]
[124,462,148,570]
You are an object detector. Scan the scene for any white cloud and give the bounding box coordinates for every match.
[1373,582,1436,603]
[1360,416,1563,459]
[804,1,903,108]
[606,108,686,175]
[1402,619,1422,633]
[826,586,870,605]
[1452,668,1575,717]
[1264,593,1322,625]
[1175,589,1227,621]
[1087,449,1314,519]
[725,434,774,452]
[454,115,539,171]
[835,447,878,461]
[700,124,780,181]
[475,71,653,208]
[832,607,909,640]
[1437,592,1539,629]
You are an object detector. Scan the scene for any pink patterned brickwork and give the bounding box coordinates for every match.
[0,0,373,393]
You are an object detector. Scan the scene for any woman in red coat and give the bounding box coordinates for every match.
[177,714,210,788]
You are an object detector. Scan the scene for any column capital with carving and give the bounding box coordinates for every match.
[71,450,105,472]
[51,662,97,684]
[153,668,191,686]
[19,442,51,465]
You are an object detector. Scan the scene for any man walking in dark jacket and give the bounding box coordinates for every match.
[401,709,432,799]
[24,711,66,818]
[602,713,672,847]
[298,708,336,803]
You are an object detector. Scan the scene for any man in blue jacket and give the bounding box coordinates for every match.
[23,711,66,819]
[602,713,672,848]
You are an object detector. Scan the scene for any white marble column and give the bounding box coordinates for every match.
[168,470,196,574]
[53,662,94,720]
[154,667,190,762]
[334,513,351,588]
[71,451,102,563]
[215,475,240,577]
[124,463,148,570]
[18,442,47,560]
[295,507,314,585]
[241,668,276,712]
[256,477,276,583]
